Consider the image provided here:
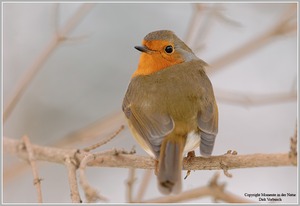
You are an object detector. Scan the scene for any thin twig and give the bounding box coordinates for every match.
[83,125,125,152]
[213,6,242,28]
[54,111,125,147]
[79,153,108,203]
[135,169,152,202]
[3,3,95,122]
[22,136,43,203]
[65,156,81,203]
[126,168,136,203]
[192,4,215,52]
[57,4,95,39]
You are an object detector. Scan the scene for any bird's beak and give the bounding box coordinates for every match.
[134,45,153,54]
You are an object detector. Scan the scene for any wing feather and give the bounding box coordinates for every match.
[123,97,174,158]
[197,92,218,156]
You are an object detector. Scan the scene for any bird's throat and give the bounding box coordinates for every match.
[132,53,183,78]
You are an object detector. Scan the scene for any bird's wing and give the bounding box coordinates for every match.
[197,93,218,156]
[122,99,174,158]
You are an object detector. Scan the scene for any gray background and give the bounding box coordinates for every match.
[3,2,297,203]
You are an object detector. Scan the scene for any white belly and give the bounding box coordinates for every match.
[183,131,200,154]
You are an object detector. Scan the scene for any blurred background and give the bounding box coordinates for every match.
[3,2,297,203]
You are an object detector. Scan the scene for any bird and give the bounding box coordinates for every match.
[122,30,218,195]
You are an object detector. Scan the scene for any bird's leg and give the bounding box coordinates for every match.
[224,150,238,155]
[187,150,196,160]
[154,159,159,176]
[184,150,196,179]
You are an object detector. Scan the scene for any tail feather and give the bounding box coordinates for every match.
[157,137,185,194]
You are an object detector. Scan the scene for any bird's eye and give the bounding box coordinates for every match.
[164,45,174,54]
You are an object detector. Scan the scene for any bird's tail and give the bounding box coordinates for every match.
[157,136,186,194]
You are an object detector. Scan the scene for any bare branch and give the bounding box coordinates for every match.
[4,115,126,183]
[184,4,205,45]
[192,4,242,54]
[191,4,215,52]
[126,168,136,203]
[183,153,295,170]
[79,153,108,203]
[3,3,95,122]
[64,156,82,203]
[22,136,43,203]
[144,173,254,203]
[4,137,295,172]
[215,89,297,106]
[135,169,152,202]
[208,173,253,203]
[208,5,296,75]
[4,134,296,203]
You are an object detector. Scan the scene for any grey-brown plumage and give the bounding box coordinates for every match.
[122,30,218,194]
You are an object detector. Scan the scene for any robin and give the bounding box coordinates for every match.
[122,30,218,194]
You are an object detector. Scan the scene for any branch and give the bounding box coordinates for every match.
[64,156,82,203]
[83,125,124,152]
[79,153,108,202]
[208,4,296,74]
[144,173,254,203]
[215,89,297,106]
[126,168,136,203]
[191,4,242,54]
[3,113,125,183]
[184,4,204,45]
[3,3,95,122]
[4,137,295,171]
[22,136,43,203]
[4,135,296,203]
[134,169,152,202]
